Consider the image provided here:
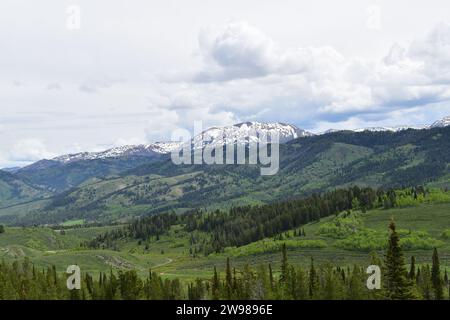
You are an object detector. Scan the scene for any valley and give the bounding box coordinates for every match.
[1,190,449,280]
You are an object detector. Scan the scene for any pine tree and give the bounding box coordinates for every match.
[280,243,288,283]
[418,265,432,299]
[225,258,232,299]
[268,264,274,290]
[408,256,416,280]
[212,267,220,300]
[384,219,415,300]
[444,269,449,300]
[431,248,443,300]
[309,257,318,299]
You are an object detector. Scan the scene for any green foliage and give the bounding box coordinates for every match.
[90,186,381,254]
[0,225,447,300]
[384,220,416,300]
[336,229,387,251]
[223,239,327,257]
[395,188,450,208]
[400,231,444,250]
[431,248,443,300]
[336,229,443,252]
[441,229,450,239]
[317,211,363,239]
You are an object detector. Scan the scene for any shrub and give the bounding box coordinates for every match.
[224,239,327,257]
[336,229,386,251]
[441,229,450,239]
[317,211,362,239]
[336,229,443,252]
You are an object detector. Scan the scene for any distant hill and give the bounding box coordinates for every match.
[0,170,50,208]
[3,125,449,226]
[15,156,165,192]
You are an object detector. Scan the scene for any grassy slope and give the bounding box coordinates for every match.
[1,201,449,280]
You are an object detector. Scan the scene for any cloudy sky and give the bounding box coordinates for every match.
[1,0,450,167]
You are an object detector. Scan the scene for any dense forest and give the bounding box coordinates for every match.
[1,220,449,300]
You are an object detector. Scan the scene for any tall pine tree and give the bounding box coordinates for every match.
[431,248,443,300]
[384,219,415,299]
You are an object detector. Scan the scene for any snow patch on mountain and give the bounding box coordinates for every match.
[319,116,450,134]
[53,142,182,164]
[352,125,427,133]
[191,122,313,150]
[50,122,312,164]
[35,117,449,164]
[430,116,450,128]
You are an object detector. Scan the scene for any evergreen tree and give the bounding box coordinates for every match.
[384,219,415,300]
[308,257,318,299]
[268,264,274,291]
[211,267,220,300]
[408,256,416,280]
[225,258,232,299]
[444,270,449,300]
[280,243,288,283]
[431,248,443,300]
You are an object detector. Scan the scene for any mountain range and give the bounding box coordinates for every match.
[0,116,449,226]
[4,117,448,170]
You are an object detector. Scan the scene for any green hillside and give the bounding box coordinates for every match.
[5,127,449,225]
[0,170,50,208]
[1,189,449,280]
[15,156,163,192]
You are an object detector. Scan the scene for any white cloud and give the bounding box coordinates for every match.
[9,139,55,163]
[195,21,345,82]
[171,20,450,124]
[1,1,450,167]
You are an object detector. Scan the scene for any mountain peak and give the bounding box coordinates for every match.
[20,117,450,166]
[430,116,450,128]
[52,142,182,164]
[197,121,313,147]
[47,122,310,164]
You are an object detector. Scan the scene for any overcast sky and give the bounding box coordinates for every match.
[1,0,450,167]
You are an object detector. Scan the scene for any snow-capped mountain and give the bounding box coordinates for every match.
[430,116,450,128]
[319,126,425,135]
[48,122,311,164]
[25,117,449,165]
[53,142,182,164]
[320,116,450,134]
[191,122,313,150]
[352,125,427,133]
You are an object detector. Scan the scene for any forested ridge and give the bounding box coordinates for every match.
[87,186,441,255]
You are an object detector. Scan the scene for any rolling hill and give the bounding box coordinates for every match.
[0,170,50,208]
[1,191,449,278]
[15,156,164,192]
[3,126,449,226]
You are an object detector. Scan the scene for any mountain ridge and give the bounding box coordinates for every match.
[7,116,449,170]
[3,125,448,226]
